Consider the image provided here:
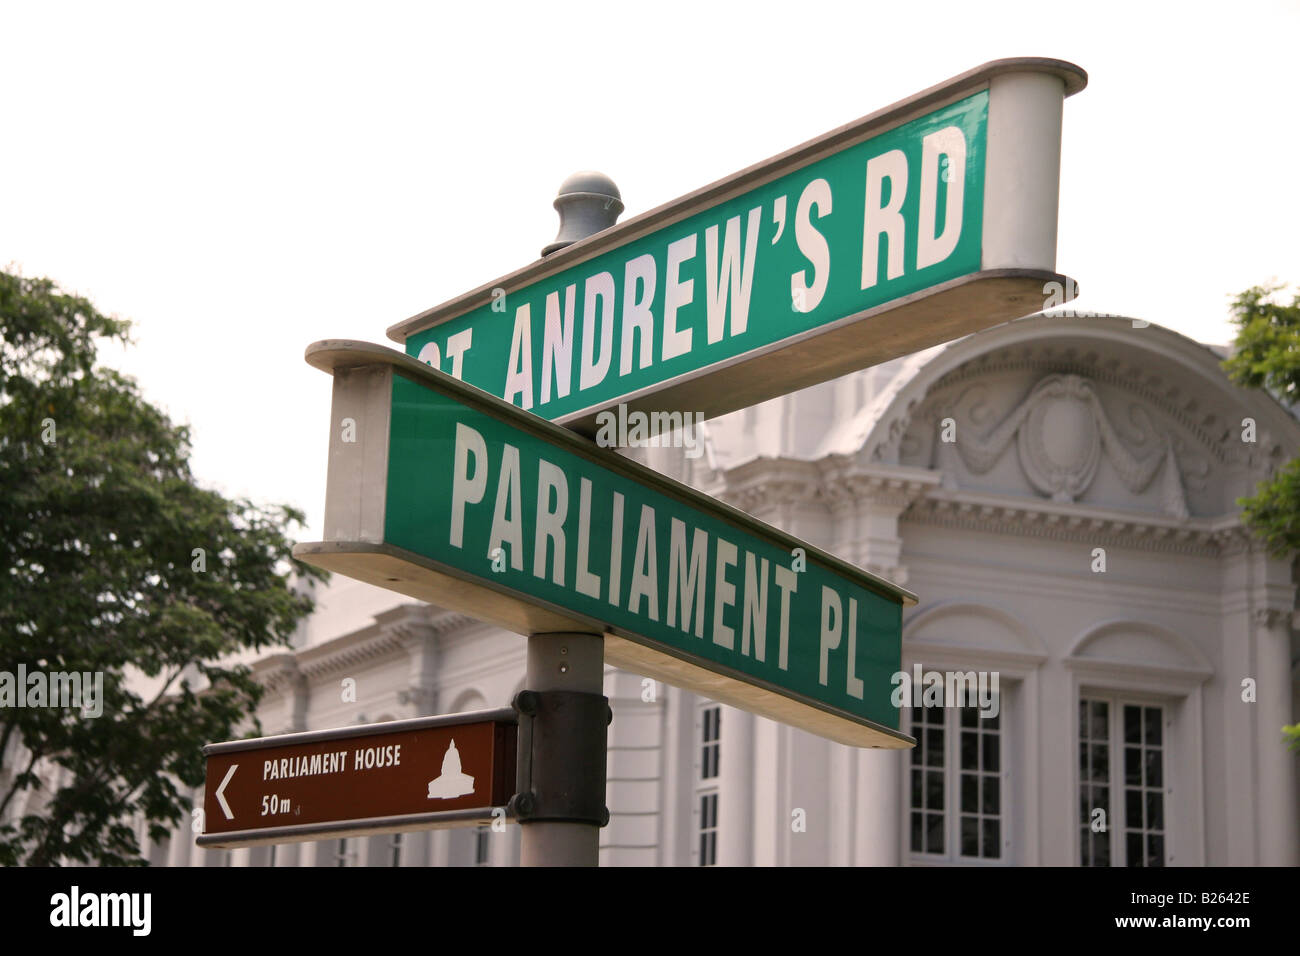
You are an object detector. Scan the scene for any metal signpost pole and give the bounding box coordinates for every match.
[514,180,617,867]
[514,632,608,866]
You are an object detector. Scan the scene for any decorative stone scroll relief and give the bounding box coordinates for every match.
[953,374,1189,517]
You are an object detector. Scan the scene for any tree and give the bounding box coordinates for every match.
[1220,281,1300,755]
[0,269,325,865]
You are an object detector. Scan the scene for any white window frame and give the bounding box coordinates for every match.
[690,701,721,867]
[1065,621,1210,866]
[1077,693,1172,867]
[899,635,1042,865]
[904,693,1010,865]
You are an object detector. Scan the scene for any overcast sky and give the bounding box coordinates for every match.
[3,0,1297,539]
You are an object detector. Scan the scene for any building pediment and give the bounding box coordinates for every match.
[869,317,1299,519]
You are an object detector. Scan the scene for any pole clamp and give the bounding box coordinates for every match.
[509,689,611,827]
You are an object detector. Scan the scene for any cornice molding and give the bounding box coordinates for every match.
[711,455,938,517]
[295,628,407,680]
[253,653,305,695]
[905,488,1253,557]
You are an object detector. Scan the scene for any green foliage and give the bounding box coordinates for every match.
[1221,283,1300,406]
[1236,456,1300,557]
[0,269,326,865]
[1222,284,1300,756]
[1222,283,1300,557]
[1285,724,1300,753]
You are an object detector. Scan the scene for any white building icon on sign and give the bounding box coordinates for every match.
[426,739,475,799]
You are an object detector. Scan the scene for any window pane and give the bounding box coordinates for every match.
[910,812,923,853]
[961,816,978,857]
[1145,749,1163,787]
[926,771,944,811]
[1092,828,1110,867]
[961,706,977,728]
[1125,747,1142,786]
[961,731,977,769]
[1125,789,1143,829]
[1146,792,1164,831]
[1091,743,1108,781]
[983,708,1000,730]
[926,729,944,766]
[926,812,944,854]
[961,774,977,813]
[1146,833,1164,867]
[1126,832,1143,867]
[1093,784,1109,816]
[982,818,1000,859]
[1090,700,1108,739]
[1144,707,1161,747]
[1124,704,1141,744]
[982,775,1000,815]
[982,734,999,772]
[911,769,923,809]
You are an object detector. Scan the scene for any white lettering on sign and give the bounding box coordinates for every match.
[504,305,534,409]
[705,207,762,342]
[862,150,907,289]
[579,272,616,390]
[661,234,697,361]
[418,330,474,380]
[541,284,577,404]
[444,422,834,674]
[791,178,832,313]
[917,126,966,270]
[620,255,656,375]
[413,99,988,421]
[263,749,350,781]
[353,743,401,771]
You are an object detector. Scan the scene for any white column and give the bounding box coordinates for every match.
[263,654,308,736]
[395,615,440,717]
[717,705,754,866]
[752,716,782,866]
[1254,608,1299,865]
[399,830,433,868]
[166,826,194,868]
[659,685,691,867]
[277,841,302,868]
[827,743,855,866]
[854,748,902,865]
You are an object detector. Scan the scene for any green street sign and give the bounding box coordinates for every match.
[295,341,916,748]
[389,58,1086,433]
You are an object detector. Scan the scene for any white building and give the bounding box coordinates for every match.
[150,313,1299,866]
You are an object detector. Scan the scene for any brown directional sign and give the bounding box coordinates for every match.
[196,709,517,849]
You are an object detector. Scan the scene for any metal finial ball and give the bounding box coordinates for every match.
[541,171,623,257]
